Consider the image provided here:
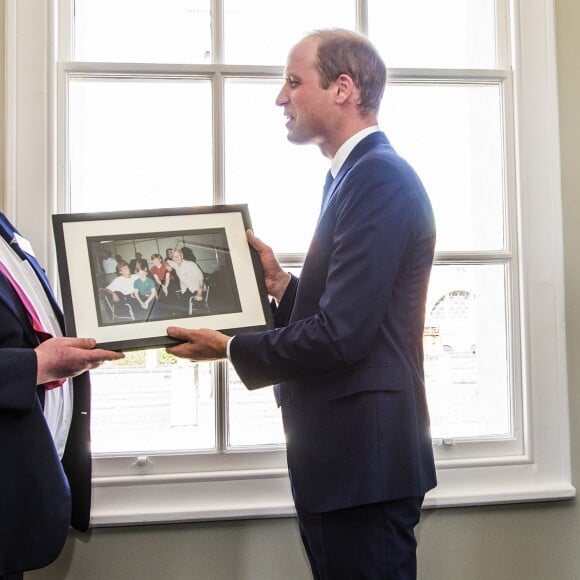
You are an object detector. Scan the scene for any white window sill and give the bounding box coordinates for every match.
[90,462,576,527]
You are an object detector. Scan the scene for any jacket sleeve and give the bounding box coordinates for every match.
[0,348,38,413]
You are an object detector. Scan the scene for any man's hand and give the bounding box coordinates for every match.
[35,337,124,385]
[247,229,291,302]
[166,327,230,361]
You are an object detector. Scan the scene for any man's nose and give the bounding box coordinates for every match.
[275,87,288,106]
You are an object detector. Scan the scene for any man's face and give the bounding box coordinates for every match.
[172,251,183,263]
[275,38,335,149]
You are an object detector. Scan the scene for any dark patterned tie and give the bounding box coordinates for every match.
[319,170,334,216]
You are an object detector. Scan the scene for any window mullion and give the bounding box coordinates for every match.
[213,71,225,205]
[356,0,368,35]
[434,251,513,263]
[215,361,228,452]
[495,0,512,69]
[211,0,224,64]
[388,68,511,83]
[57,0,74,61]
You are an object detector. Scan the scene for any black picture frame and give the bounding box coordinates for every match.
[52,205,273,351]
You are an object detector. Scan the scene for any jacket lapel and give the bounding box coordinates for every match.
[0,213,65,332]
[0,271,40,346]
[321,132,390,219]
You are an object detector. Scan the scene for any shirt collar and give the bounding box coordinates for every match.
[330,126,380,178]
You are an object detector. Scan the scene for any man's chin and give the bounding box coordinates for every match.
[286,131,309,145]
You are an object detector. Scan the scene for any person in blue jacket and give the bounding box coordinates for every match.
[167,29,437,579]
[0,213,122,579]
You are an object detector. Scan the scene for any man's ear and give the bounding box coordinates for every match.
[334,73,356,104]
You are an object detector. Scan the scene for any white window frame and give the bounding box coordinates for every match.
[5,0,573,526]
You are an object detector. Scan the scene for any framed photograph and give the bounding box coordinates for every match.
[52,205,274,351]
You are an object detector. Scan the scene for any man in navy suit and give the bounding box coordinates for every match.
[0,213,123,579]
[167,29,436,579]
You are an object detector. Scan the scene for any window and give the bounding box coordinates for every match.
[6,0,573,524]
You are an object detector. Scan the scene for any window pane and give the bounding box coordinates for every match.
[69,78,213,212]
[227,365,285,447]
[380,83,504,251]
[223,0,355,65]
[368,0,497,69]
[224,79,328,253]
[227,271,303,447]
[90,352,215,453]
[424,264,511,439]
[74,0,211,63]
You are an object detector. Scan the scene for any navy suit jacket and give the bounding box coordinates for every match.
[231,132,437,513]
[0,213,91,575]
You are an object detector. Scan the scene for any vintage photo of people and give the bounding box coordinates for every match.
[87,228,242,326]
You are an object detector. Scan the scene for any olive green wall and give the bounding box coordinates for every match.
[7,0,580,577]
